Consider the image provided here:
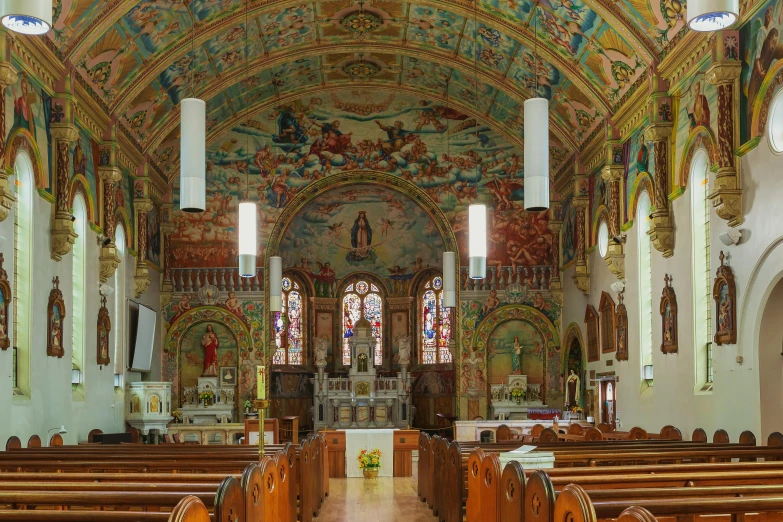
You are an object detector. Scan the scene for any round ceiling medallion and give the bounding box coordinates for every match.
[342,60,381,80]
[341,11,383,36]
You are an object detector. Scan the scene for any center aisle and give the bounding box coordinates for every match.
[319,473,437,522]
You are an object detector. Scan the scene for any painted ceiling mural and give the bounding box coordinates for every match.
[169,89,555,272]
[46,0,667,177]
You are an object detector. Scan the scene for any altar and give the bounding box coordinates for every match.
[312,318,412,430]
[490,375,546,420]
[178,376,236,424]
[343,429,395,478]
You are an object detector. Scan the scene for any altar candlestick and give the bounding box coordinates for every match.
[257,365,266,400]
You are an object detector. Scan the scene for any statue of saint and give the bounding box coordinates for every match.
[201,324,219,377]
[512,336,522,374]
[565,369,580,407]
[396,335,412,366]
[314,335,329,367]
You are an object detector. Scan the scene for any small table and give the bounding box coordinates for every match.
[280,416,299,444]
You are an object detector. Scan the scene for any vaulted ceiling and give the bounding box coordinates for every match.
[51,0,689,179]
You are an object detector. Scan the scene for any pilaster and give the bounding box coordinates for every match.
[134,175,152,298]
[644,123,675,258]
[548,204,563,304]
[98,136,123,282]
[572,170,590,295]
[601,124,626,279]
[706,49,743,227]
[50,122,80,261]
[0,60,18,222]
[160,202,176,308]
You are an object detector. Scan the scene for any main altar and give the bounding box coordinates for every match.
[312,318,412,430]
[490,375,546,420]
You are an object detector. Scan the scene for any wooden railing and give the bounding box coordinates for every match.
[460,265,553,291]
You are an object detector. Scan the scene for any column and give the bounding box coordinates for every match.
[50,123,79,261]
[706,33,743,227]
[160,202,176,307]
[572,172,590,294]
[602,161,625,279]
[0,54,17,222]
[645,72,675,258]
[98,162,122,282]
[548,203,563,305]
[134,175,152,298]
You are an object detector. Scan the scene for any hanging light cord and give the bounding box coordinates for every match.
[244,0,250,202]
[473,0,479,175]
[190,9,195,100]
[534,3,539,95]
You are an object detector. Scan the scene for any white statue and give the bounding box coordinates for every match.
[314,335,329,368]
[396,334,412,366]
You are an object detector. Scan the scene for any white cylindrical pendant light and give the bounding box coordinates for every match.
[238,201,257,278]
[1,0,52,35]
[468,204,486,280]
[524,97,550,212]
[687,0,738,31]
[180,98,206,213]
[269,256,282,313]
[443,251,456,308]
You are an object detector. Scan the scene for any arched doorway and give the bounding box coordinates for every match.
[759,277,783,439]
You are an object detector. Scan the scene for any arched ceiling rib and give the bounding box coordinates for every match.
[141,46,581,154]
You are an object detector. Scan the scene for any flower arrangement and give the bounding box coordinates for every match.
[243,400,253,410]
[172,409,183,421]
[199,390,214,403]
[571,406,584,414]
[357,448,382,470]
[511,388,525,399]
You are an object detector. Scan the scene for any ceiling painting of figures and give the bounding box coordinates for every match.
[169,89,554,272]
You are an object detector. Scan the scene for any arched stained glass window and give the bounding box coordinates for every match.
[273,277,304,365]
[342,280,383,366]
[421,275,452,364]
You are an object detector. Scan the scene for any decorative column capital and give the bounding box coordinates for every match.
[705,61,742,86]
[50,123,80,143]
[0,61,18,87]
[644,123,673,142]
[98,166,122,184]
[601,164,624,182]
[134,199,153,214]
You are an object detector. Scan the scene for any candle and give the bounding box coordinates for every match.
[257,365,266,400]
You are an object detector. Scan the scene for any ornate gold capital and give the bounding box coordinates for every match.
[644,123,673,142]
[134,262,150,298]
[572,261,590,295]
[49,123,80,143]
[648,212,675,258]
[135,199,154,214]
[547,220,562,233]
[99,245,121,283]
[98,166,122,183]
[705,61,742,86]
[604,242,625,280]
[601,165,624,182]
[160,279,174,308]
[0,62,18,88]
[51,212,78,261]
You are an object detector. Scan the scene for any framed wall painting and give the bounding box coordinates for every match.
[615,293,628,361]
[585,305,600,362]
[0,253,11,350]
[660,274,678,354]
[97,296,111,366]
[713,251,736,345]
[599,292,616,354]
[47,277,66,358]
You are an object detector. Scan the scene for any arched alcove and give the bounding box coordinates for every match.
[759,277,783,438]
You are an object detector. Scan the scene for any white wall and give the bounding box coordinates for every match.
[561,134,783,442]
[0,185,161,446]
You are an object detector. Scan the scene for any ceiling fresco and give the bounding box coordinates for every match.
[47,0,666,177]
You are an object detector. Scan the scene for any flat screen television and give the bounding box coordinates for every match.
[128,301,156,372]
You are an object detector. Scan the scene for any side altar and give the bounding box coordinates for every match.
[312,318,412,430]
[490,375,546,420]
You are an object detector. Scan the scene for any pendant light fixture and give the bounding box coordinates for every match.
[180,15,206,213]
[443,252,456,308]
[687,0,738,31]
[468,0,487,281]
[524,6,550,212]
[238,0,257,278]
[269,256,282,313]
[0,0,52,35]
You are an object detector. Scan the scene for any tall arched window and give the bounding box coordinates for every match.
[420,275,452,364]
[13,152,34,395]
[113,224,126,379]
[273,277,303,365]
[690,150,712,390]
[72,194,87,383]
[637,191,653,385]
[342,281,383,366]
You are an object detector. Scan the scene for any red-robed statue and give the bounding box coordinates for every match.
[201,324,219,377]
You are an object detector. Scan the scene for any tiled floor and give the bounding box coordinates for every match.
[319,474,438,522]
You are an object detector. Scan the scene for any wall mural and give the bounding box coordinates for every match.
[741,0,783,141]
[70,126,100,222]
[674,60,718,179]
[487,319,545,386]
[170,90,555,274]
[178,321,238,398]
[278,184,445,289]
[5,69,51,191]
[623,123,655,223]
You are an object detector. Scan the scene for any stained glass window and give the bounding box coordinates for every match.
[342,280,384,366]
[273,277,304,365]
[421,275,453,364]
